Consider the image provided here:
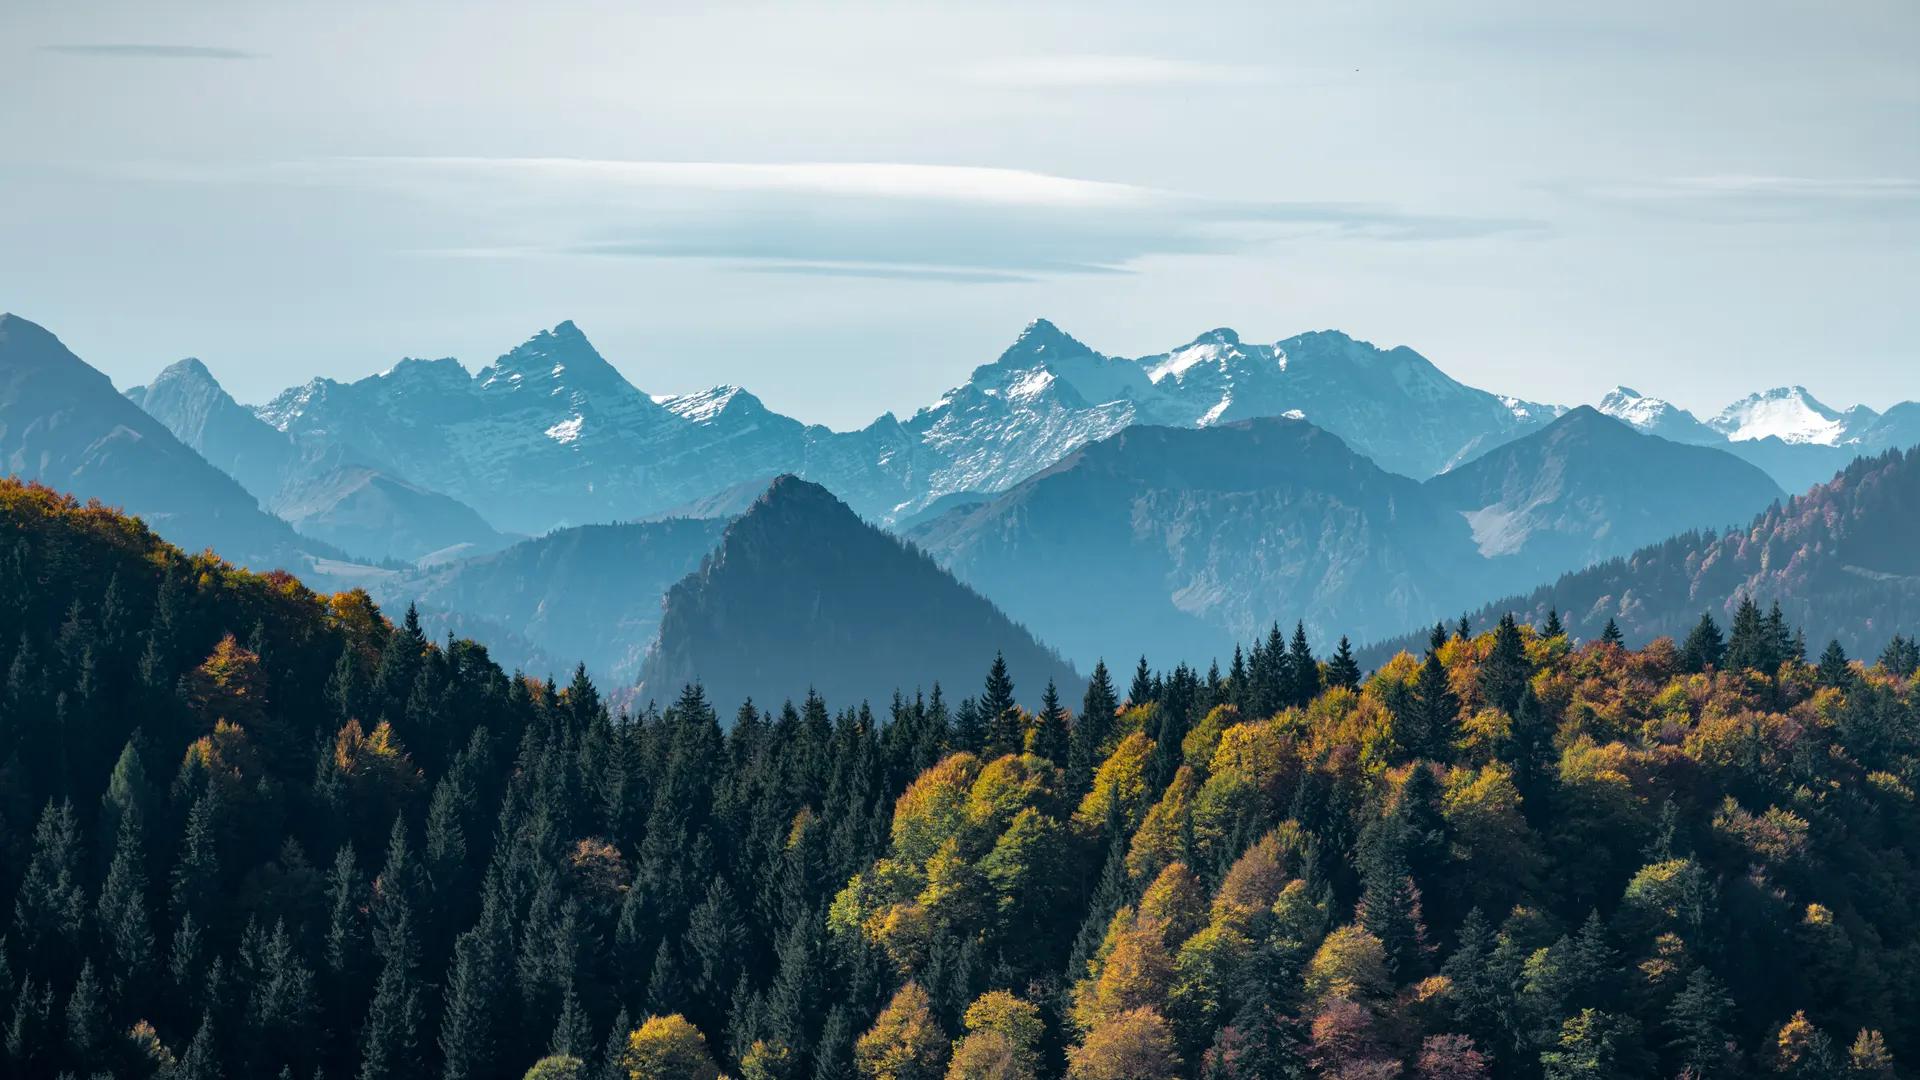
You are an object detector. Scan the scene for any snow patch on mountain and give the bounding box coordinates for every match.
[545,415,585,444]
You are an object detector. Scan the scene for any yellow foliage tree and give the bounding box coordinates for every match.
[623,1014,720,1080]
[1066,1007,1180,1080]
[856,983,948,1080]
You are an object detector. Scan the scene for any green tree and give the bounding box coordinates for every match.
[1681,613,1726,673]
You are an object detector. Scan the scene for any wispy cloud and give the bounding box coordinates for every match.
[1578,175,1920,222]
[195,156,1540,281]
[965,54,1275,88]
[41,43,259,60]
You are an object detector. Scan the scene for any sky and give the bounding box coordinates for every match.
[1,0,1916,430]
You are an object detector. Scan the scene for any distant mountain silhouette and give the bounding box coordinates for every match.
[1366,446,1920,662]
[639,476,1078,713]
[0,312,330,570]
[1429,406,1783,580]
[908,416,1490,668]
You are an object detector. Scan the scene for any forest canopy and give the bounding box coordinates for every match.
[1,477,1917,1080]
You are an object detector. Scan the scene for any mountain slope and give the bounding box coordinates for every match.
[271,464,511,564]
[908,416,1496,669]
[639,476,1079,710]
[1427,406,1784,580]
[376,515,728,681]
[1371,446,1920,660]
[0,313,328,571]
[125,356,297,497]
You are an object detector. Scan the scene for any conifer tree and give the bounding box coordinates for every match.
[439,880,512,1080]
[1543,609,1565,638]
[1286,622,1320,708]
[1325,637,1361,692]
[178,1011,224,1080]
[1665,965,1732,1077]
[12,799,86,979]
[1877,634,1920,677]
[980,654,1019,756]
[1725,597,1768,672]
[1479,613,1530,716]
[171,781,224,925]
[1680,613,1726,673]
[62,959,107,1071]
[96,809,156,1002]
[1067,662,1118,796]
[550,980,593,1060]
[1128,657,1153,708]
[1402,652,1459,762]
[1599,618,1625,647]
[1032,681,1069,764]
[1815,640,1851,688]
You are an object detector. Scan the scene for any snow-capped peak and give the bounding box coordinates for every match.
[1147,329,1251,384]
[659,385,761,424]
[1710,386,1846,445]
[1598,385,1678,430]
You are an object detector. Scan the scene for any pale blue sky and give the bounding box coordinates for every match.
[2,0,1915,428]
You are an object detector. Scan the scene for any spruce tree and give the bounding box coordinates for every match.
[1128,656,1153,707]
[1478,613,1530,716]
[980,653,1018,755]
[1031,681,1069,764]
[1815,640,1851,688]
[1542,609,1565,638]
[62,959,107,1071]
[1680,613,1726,673]
[1665,965,1732,1077]
[178,1011,224,1080]
[1325,636,1362,692]
[1403,652,1459,762]
[170,781,223,925]
[1877,634,1920,677]
[1726,596,1768,672]
[1599,618,1625,647]
[96,809,156,1002]
[1067,661,1117,796]
[439,879,511,1080]
[12,799,87,980]
[1286,622,1321,708]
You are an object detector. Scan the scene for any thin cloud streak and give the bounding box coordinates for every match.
[1577,175,1920,222]
[41,43,259,60]
[965,54,1277,88]
[173,155,1547,281]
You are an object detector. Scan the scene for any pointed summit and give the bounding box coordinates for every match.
[640,473,1079,712]
[477,320,637,398]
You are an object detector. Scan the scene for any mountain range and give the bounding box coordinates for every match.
[5,307,1913,689]
[130,317,1912,554]
[1599,384,1920,491]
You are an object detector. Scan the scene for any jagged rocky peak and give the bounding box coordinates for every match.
[377,355,471,389]
[477,319,634,395]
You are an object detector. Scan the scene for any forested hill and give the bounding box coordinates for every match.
[3,473,1919,1080]
[639,474,1081,711]
[1366,445,1920,665]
